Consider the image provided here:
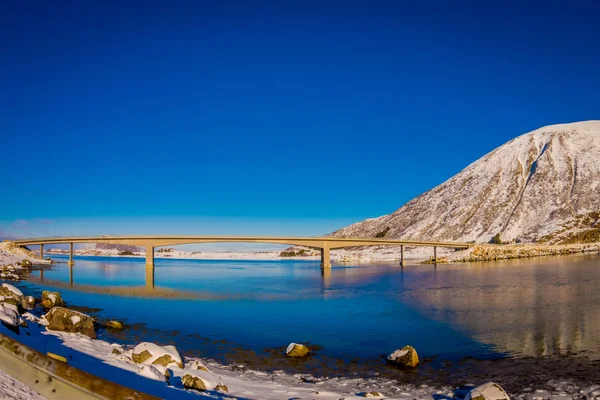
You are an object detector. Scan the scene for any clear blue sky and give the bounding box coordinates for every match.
[1,1,599,246]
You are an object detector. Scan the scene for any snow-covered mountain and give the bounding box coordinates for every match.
[331,121,600,244]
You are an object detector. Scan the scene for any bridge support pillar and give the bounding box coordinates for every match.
[145,246,154,268]
[320,246,331,269]
[69,263,74,287]
[399,245,404,267]
[433,246,437,263]
[39,244,44,260]
[145,267,154,289]
[68,243,74,266]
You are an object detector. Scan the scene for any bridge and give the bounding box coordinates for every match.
[13,235,472,269]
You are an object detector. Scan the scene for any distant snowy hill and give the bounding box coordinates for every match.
[331,121,600,244]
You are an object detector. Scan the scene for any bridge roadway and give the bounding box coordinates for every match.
[13,235,472,270]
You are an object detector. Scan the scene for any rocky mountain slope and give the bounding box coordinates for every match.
[95,243,141,252]
[331,121,600,244]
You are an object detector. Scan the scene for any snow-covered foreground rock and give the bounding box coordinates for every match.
[332,121,600,245]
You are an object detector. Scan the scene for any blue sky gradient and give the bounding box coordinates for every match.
[1,1,599,248]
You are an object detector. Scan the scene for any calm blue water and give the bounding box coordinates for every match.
[18,254,600,373]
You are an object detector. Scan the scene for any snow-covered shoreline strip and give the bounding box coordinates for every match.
[3,314,435,400]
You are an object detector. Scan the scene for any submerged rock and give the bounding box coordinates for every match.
[132,342,184,368]
[182,374,207,392]
[464,382,510,400]
[387,345,419,368]
[41,291,65,309]
[106,320,124,330]
[285,343,310,358]
[44,307,96,339]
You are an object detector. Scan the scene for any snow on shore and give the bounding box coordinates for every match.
[0,242,50,266]
[0,369,47,400]
[4,313,454,400]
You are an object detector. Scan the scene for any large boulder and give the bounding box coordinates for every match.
[464,383,510,400]
[131,342,183,368]
[285,342,310,358]
[41,291,65,309]
[44,307,96,339]
[386,345,419,368]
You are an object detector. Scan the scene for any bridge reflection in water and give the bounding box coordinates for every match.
[31,258,388,301]
[38,259,361,294]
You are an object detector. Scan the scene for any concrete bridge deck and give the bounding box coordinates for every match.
[13,235,472,270]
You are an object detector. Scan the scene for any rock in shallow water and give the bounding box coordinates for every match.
[285,343,310,358]
[464,382,510,400]
[21,296,35,310]
[387,345,419,368]
[44,307,96,339]
[41,291,64,309]
[106,320,123,330]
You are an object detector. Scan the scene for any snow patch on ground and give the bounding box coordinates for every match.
[0,369,47,400]
[0,242,50,266]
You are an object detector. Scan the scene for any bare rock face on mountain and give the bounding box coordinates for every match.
[332,121,600,244]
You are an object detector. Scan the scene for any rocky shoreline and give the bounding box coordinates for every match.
[446,243,600,263]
